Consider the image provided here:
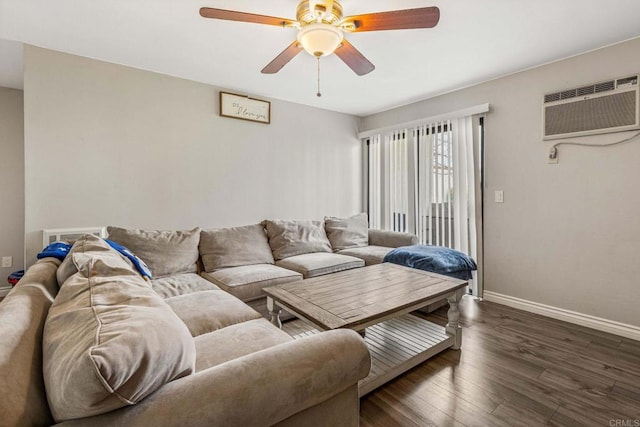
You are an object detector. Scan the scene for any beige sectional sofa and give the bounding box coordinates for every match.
[0,215,416,427]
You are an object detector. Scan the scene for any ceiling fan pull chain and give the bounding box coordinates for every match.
[316,56,322,97]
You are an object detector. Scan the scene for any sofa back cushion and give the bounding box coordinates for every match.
[264,220,332,261]
[0,258,61,427]
[107,226,200,278]
[324,213,369,251]
[57,233,135,285]
[368,229,419,248]
[43,243,195,422]
[200,224,274,272]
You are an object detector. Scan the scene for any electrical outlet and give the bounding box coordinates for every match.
[2,256,12,268]
[494,190,504,203]
[548,147,559,164]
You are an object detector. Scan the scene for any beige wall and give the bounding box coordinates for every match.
[361,37,640,327]
[0,87,24,288]
[0,87,24,284]
[23,46,362,264]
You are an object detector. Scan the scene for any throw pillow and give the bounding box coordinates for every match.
[324,213,369,251]
[43,251,195,422]
[264,220,332,261]
[106,226,201,278]
[200,224,275,272]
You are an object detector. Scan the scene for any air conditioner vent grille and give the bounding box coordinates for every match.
[577,85,595,96]
[544,93,561,103]
[595,80,615,93]
[543,76,638,104]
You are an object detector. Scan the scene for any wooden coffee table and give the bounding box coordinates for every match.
[263,262,467,396]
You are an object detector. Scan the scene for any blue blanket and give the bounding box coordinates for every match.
[37,242,71,261]
[383,244,477,280]
[105,240,152,280]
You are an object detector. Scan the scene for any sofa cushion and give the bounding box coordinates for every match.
[201,264,302,302]
[194,318,292,371]
[151,273,220,299]
[265,219,332,260]
[200,224,274,272]
[275,253,364,279]
[337,245,393,266]
[57,234,133,285]
[43,251,195,422]
[324,213,369,251]
[106,226,200,278]
[368,229,418,248]
[165,290,262,337]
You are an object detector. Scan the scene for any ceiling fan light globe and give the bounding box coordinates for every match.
[297,23,344,57]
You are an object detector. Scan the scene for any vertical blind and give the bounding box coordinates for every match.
[416,120,455,247]
[368,130,412,232]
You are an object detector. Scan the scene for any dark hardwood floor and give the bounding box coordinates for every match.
[283,297,640,426]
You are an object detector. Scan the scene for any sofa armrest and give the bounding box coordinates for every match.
[368,229,418,248]
[0,258,61,427]
[57,329,370,427]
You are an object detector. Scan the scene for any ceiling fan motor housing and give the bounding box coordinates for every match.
[297,0,343,26]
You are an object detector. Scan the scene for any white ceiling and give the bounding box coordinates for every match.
[2,0,640,116]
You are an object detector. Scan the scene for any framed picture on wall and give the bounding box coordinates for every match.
[219,91,271,124]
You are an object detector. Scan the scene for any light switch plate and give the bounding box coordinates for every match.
[2,256,12,268]
[494,190,504,203]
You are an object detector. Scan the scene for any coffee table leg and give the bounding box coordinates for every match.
[267,296,282,329]
[446,289,463,350]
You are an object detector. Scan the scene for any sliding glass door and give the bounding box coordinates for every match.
[366,115,484,297]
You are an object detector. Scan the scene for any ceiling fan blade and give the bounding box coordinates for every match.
[199,8,296,27]
[341,6,440,32]
[261,41,303,74]
[334,39,375,76]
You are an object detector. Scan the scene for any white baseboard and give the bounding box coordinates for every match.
[483,291,640,342]
[0,286,11,298]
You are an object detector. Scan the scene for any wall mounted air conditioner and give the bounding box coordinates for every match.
[543,75,640,140]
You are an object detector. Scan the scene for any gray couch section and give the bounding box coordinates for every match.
[0,220,416,426]
[1,248,370,426]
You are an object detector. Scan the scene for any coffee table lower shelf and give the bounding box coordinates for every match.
[293,313,454,397]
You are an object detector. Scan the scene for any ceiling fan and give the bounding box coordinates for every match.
[199,1,440,78]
